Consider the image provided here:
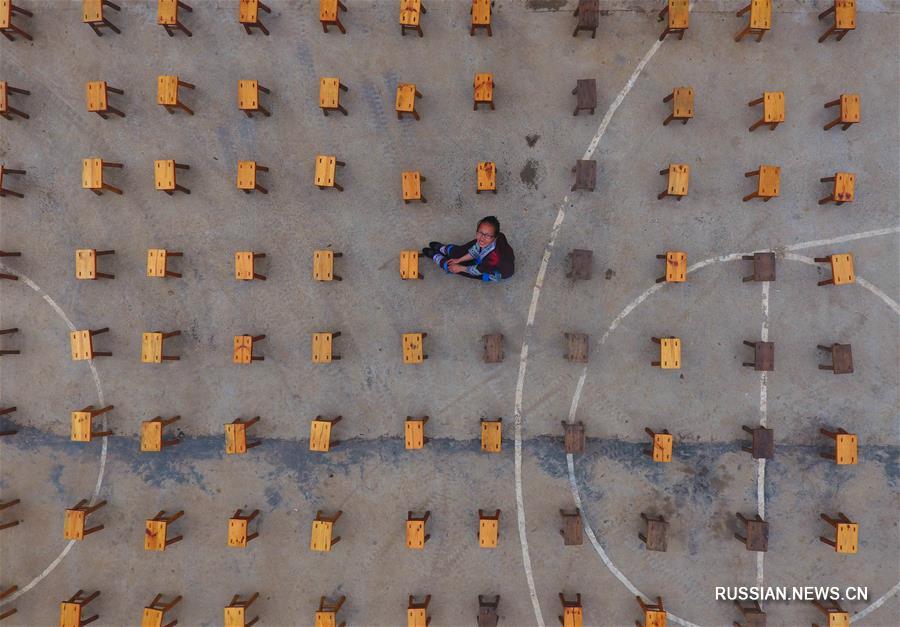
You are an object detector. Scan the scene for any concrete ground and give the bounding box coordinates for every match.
[1,1,898,625]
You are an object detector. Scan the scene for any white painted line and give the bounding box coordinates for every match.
[756,278,770,585]
[854,581,900,623]
[783,253,900,315]
[0,265,109,605]
[784,226,900,252]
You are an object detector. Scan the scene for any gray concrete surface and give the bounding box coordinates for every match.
[1,1,898,626]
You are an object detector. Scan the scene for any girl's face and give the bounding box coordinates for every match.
[476,224,497,245]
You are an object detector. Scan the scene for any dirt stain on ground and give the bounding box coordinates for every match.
[520,159,540,189]
[526,134,540,147]
[526,0,567,10]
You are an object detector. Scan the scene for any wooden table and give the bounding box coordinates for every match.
[658,338,681,369]
[232,335,254,364]
[481,420,501,453]
[650,433,673,462]
[154,160,178,191]
[315,155,337,188]
[313,250,335,280]
[831,172,855,202]
[645,609,667,627]
[315,611,338,627]
[835,433,858,464]
[144,519,168,551]
[309,418,333,451]
[234,251,256,280]
[157,75,179,106]
[228,518,249,547]
[402,333,425,363]
[59,602,83,627]
[239,0,258,23]
[573,79,596,115]
[312,333,334,363]
[70,411,92,442]
[400,250,421,280]
[405,418,425,449]
[310,520,335,551]
[562,607,583,627]
[81,159,104,192]
[835,0,856,29]
[406,519,426,549]
[396,83,420,118]
[236,160,258,190]
[572,160,596,192]
[63,509,86,540]
[744,518,769,551]
[474,73,493,108]
[157,0,179,24]
[828,253,855,284]
[478,518,498,548]
[402,171,423,202]
[666,86,693,124]
[477,161,496,193]
[471,0,491,30]
[0,2,10,30]
[666,164,690,197]
[667,0,689,29]
[835,522,858,553]
[400,0,422,27]
[225,422,248,454]
[141,332,163,363]
[319,77,343,112]
[141,420,163,452]
[840,93,860,122]
[85,81,107,112]
[142,607,165,627]
[238,80,259,111]
[224,606,246,627]
[749,0,771,29]
[762,91,784,122]
[82,0,103,23]
[663,251,686,282]
[74,249,97,279]
[70,330,94,360]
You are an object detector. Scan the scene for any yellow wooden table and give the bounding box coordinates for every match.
[142,607,165,627]
[481,419,502,453]
[749,0,771,29]
[224,606,246,627]
[70,330,94,360]
[667,0,689,29]
[471,0,491,35]
[835,433,858,464]
[75,248,97,279]
[651,433,673,462]
[59,602,83,627]
[828,253,855,285]
[663,251,686,282]
[757,165,780,198]
[657,338,681,369]
[645,609,667,627]
[666,164,689,197]
[154,160,178,191]
[835,522,858,553]
[400,0,422,27]
[232,335,254,364]
[315,611,337,627]
[313,250,335,280]
[320,0,339,22]
[831,172,855,202]
[406,519,426,549]
[762,91,784,122]
[408,608,428,627]
[474,73,493,108]
[141,420,163,452]
[319,77,347,115]
[70,411,92,442]
[141,332,163,363]
[81,159,104,192]
[400,250,421,280]
[228,518,249,547]
[235,251,257,280]
[0,80,7,113]
[239,0,258,23]
[405,417,426,448]
[309,418,333,451]
[238,80,259,111]
[82,0,103,23]
[85,81,107,112]
[0,2,10,30]
[479,518,498,548]
[315,155,338,188]
[236,160,259,190]
[401,171,425,203]
[144,519,169,551]
[312,333,335,363]
[665,86,693,124]
[826,611,850,627]
[396,83,420,119]
[63,509,86,540]
[840,93,860,122]
[562,607,583,627]
[157,75,179,106]
[402,332,425,363]
[225,422,248,454]
[477,161,496,193]
[310,520,334,551]
[157,0,179,24]
[835,0,855,29]
[147,249,168,277]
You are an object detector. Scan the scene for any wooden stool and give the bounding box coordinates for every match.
[0,584,17,620]
[63,499,107,540]
[233,334,266,364]
[733,600,766,626]
[237,161,269,194]
[143,593,182,627]
[470,0,491,36]
[473,73,493,110]
[643,428,672,462]
[480,417,502,453]
[748,92,784,131]
[0,498,20,530]
[141,330,181,362]
[1,81,29,118]
[316,596,346,627]
[742,341,774,371]
[559,593,583,627]
[70,405,114,442]
[320,77,348,115]
[60,590,101,627]
[820,427,857,465]
[402,171,427,203]
[312,332,341,363]
[0,328,18,356]
[478,509,500,548]
[405,416,429,449]
[403,332,427,363]
[70,328,112,361]
[657,165,689,201]
[315,155,345,191]
[225,592,259,627]
[573,0,599,38]
[819,512,857,553]
[476,161,496,194]
[734,513,768,551]
[742,165,780,202]
[571,160,596,192]
[663,87,693,125]
[639,513,668,552]
[560,509,583,546]
[636,595,666,627]
[235,251,267,281]
[144,510,184,552]
[406,595,431,627]
[482,333,503,363]
[817,343,853,374]
[309,415,342,451]
[734,0,771,42]
[818,172,854,205]
[400,250,423,280]
[157,75,194,115]
[572,79,596,116]
[658,0,689,41]
[0,406,17,436]
[812,600,849,626]
[396,83,422,120]
[228,509,260,548]
[158,0,192,36]
[238,80,271,117]
[655,251,686,283]
[75,249,116,279]
[815,254,854,286]
[83,0,120,36]
[562,332,588,363]
[478,595,500,627]
[85,81,125,118]
[818,1,855,42]
[82,159,123,195]
[320,0,347,33]
[0,1,32,41]
[0,166,25,198]
[140,415,181,452]
[310,510,342,551]
[225,416,261,454]
[823,94,859,131]
[562,421,585,453]
[239,0,270,35]
[155,160,191,195]
[566,249,593,280]
[406,511,431,549]
[741,252,775,282]
[741,425,773,459]
[400,0,426,37]
[313,250,343,281]
[650,336,680,369]
[146,249,183,278]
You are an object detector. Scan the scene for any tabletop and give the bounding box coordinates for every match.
[238,80,259,110]
[141,332,164,363]
[85,81,107,112]
[158,0,178,25]
[749,0,771,29]
[81,159,103,190]
[154,160,177,190]
[233,335,253,364]
[829,253,854,284]
[228,518,249,547]
[157,76,179,106]
[309,419,332,451]
[672,87,693,118]
[396,83,417,112]
[472,0,490,25]
[239,0,258,24]
[144,519,168,551]
[402,171,421,200]
[481,421,502,453]
[659,338,681,369]
[75,248,97,279]
[756,165,780,197]
[312,333,334,363]
[313,250,335,280]
[835,522,858,553]
[70,330,93,360]
[479,518,499,547]
[315,155,337,187]
[400,0,421,26]
[320,0,339,21]
[225,423,247,454]
[563,607,583,627]
[840,94,860,122]
[310,520,334,551]
[835,0,855,29]
[235,252,256,280]
[474,73,493,102]
[0,2,10,29]
[83,0,103,23]
[141,420,162,452]
[477,161,496,191]
[835,433,857,464]
[70,411,92,442]
[405,418,425,448]
[237,161,257,189]
[668,0,689,29]
[319,77,340,109]
[832,172,854,201]
[406,520,426,549]
[652,433,673,461]
[224,606,246,627]
[664,251,686,282]
[763,91,785,122]
[147,249,168,277]
[667,164,689,196]
[63,509,86,540]
[402,333,424,363]
[645,609,667,627]
[59,602,83,627]
[141,607,165,627]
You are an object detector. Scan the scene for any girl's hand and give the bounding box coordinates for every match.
[448,263,466,274]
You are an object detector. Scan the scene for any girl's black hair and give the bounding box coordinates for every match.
[478,215,501,234]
